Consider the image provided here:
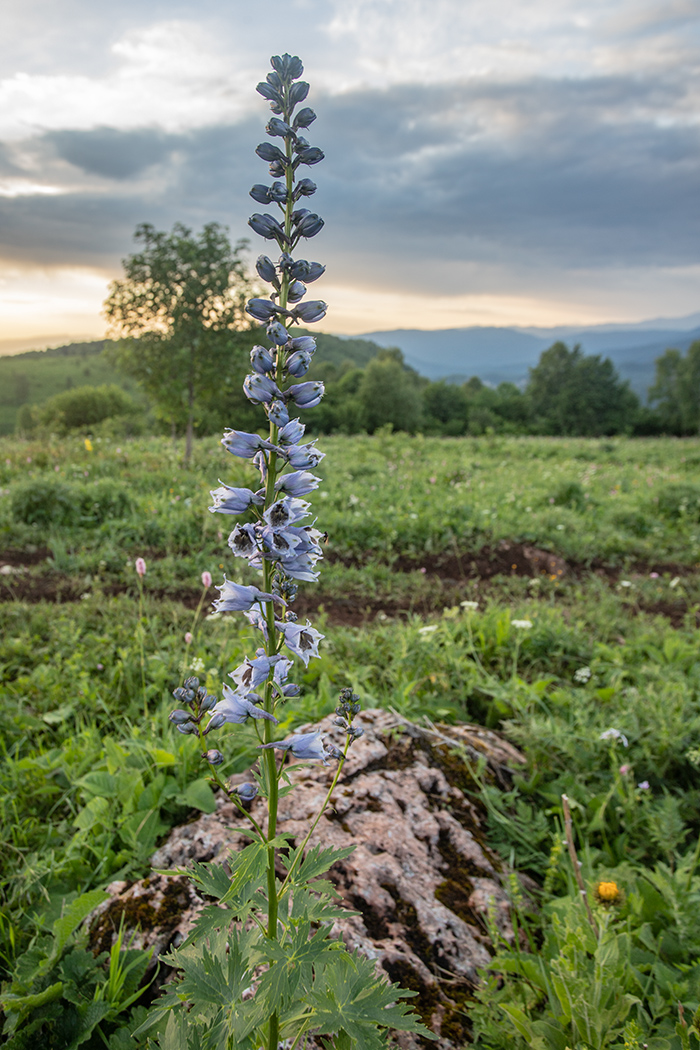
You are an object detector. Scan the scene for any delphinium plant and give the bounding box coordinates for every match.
[135,54,434,1050]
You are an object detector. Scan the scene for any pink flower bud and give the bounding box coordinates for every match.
[185,632,193,645]
[201,571,212,588]
[135,557,147,577]
[619,764,630,775]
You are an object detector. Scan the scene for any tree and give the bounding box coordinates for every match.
[648,341,700,434]
[104,222,253,462]
[526,342,638,436]
[356,350,424,433]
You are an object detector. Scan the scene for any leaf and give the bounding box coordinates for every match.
[179,778,217,813]
[283,843,356,886]
[307,951,437,1044]
[66,1000,113,1050]
[53,889,110,957]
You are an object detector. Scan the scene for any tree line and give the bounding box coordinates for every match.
[18,222,700,443]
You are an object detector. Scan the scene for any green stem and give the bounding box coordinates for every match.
[137,579,147,721]
[278,737,350,901]
[194,723,266,841]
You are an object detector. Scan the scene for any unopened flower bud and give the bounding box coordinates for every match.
[184,631,193,644]
[348,725,364,740]
[169,709,194,725]
[200,693,217,712]
[332,717,348,728]
[203,712,226,734]
[135,557,147,577]
[233,782,259,802]
[183,676,200,691]
[203,749,224,766]
[176,722,198,734]
[201,571,212,588]
[327,745,344,760]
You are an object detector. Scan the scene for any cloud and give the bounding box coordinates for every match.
[0,67,698,284]
[45,126,184,180]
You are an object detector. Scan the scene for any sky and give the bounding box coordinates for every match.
[0,0,699,353]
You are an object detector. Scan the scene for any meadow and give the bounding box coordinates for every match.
[1,430,700,1048]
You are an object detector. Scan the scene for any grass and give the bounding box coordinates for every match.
[1,430,700,1048]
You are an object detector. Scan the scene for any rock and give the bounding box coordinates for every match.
[92,709,526,1048]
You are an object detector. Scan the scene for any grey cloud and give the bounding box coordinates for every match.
[45,126,185,179]
[0,69,698,293]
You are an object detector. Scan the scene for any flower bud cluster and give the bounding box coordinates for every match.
[168,675,218,738]
[333,687,364,745]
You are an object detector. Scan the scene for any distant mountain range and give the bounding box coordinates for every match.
[358,312,700,398]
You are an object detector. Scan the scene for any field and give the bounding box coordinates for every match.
[2,430,700,1048]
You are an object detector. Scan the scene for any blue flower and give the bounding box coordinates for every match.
[209,482,263,515]
[208,684,280,728]
[294,178,317,197]
[248,213,287,243]
[292,213,324,239]
[293,107,316,129]
[286,381,325,408]
[250,345,275,374]
[255,255,278,283]
[233,782,259,801]
[260,524,303,559]
[267,321,290,345]
[255,142,287,165]
[203,749,225,765]
[250,184,273,204]
[213,579,279,613]
[275,470,320,497]
[259,731,328,763]
[244,373,282,404]
[278,418,306,445]
[269,182,288,204]
[289,260,325,283]
[256,82,283,105]
[271,53,304,80]
[285,351,312,378]
[266,117,292,138]
[285,441,325,469]
[287,280,307,303]
[289,81,310,105]
[293,300,327,324]
[230,651,286,690]
[228,523,260,559]
[264,496,310,528]
[289,335,316,353]
[295,145,324,166]
[277,553,321,582]
[267,400,290,427]
[246,298,288,322]
[221,428,275,458]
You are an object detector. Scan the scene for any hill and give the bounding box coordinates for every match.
[359,318,700,398]
[0,333,384,436]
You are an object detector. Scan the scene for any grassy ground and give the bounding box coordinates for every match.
[1,432,700,1048]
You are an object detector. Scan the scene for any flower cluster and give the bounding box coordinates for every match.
[168,53,360,776]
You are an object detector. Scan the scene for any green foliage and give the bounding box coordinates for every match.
[0,888,150,1049]
[104,222,254,459]
[136,840,434,1048]
[0,343,141,437]
[649,341,700,435]
[526,342,640,436]
[30,385,139,435]
[11,478,132,527]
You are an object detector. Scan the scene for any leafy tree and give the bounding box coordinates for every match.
[648,341,700,434]
[356,349,424,433]
[526,342,638,436]
[104,222,254,462]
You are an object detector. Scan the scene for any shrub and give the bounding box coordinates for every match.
[33,384,137,434]
[11,479,133,528]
